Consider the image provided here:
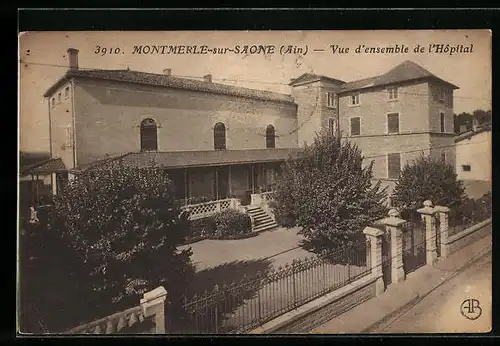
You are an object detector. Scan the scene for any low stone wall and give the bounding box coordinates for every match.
[248,274,377,334]
[445,218,491,256]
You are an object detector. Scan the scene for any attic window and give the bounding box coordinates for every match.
[351,94,360,106]
[388,87,398,100]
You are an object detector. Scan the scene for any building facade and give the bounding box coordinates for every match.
[455,124,491,182]
[40,49,459,216]
[290,60,459,199]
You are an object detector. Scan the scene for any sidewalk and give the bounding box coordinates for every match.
[311,225,492,334]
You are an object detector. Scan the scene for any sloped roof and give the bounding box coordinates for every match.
[455,123,492,143]
[20,151,51,168]
[20,157,66,176]
[289,73,346,86]
[340,60,459,93]
[74,148,302,172]
[44,69,295,104]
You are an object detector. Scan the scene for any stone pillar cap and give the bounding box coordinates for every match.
[363,226,385,237]
[141,286,167,303]
[434,205,450,213]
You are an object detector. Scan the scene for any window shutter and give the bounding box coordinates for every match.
[387,153,401,179]
[387,113,399,133]
[350,117,360,136]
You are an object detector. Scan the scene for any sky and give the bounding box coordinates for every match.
[19,30,491,153]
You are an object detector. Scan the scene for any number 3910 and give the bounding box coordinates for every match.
[94,46,122,56]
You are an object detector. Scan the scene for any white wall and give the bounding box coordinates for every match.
[456,130,491,181]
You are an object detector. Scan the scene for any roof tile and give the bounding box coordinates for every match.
[46,69,294,104]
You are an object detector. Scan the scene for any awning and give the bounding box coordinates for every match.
[73,148,302,172]
[21,158,67,176]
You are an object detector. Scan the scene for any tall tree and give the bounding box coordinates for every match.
[21,163,195,332]
[273,134,387,254]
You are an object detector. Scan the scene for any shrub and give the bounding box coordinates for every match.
[273,134,387,254]
[392,154,466,212]
[212,209,252,238]
[188,217,216,238]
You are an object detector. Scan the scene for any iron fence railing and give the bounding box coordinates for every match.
[176,240,371,334]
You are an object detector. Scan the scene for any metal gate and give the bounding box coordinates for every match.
[402,216,427,275]
[381,230,392,285]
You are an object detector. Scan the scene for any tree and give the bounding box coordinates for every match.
[273,134,387,254]
[472,109,492,126]
[24,163,195,331]
[391,154,466,213]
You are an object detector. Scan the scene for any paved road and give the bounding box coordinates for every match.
[373,250,492,334]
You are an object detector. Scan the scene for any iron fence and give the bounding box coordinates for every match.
[175,240,371,334]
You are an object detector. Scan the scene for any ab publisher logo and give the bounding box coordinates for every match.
[460,299,482,320]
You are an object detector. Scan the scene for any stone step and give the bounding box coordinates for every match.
[253,220,278,233]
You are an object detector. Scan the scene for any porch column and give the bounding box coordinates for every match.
[363,226,385,296]
[251,164,255,194]
[434,206,450,258]
[215,167,219,200]
[184,168,188,205]
[377,209,406,284]
[417,200,438,266]
[228,165,232,195]
[51,173,57,195]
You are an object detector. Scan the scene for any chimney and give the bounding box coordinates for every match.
[163,68,171,76]
[203,74,212,83]
[67,48,79,71]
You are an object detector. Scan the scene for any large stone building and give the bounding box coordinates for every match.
[33,48,459,226]
[290,60,459,197]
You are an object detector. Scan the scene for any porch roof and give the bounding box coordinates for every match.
[74,148,303,171]
[20,157,67,176]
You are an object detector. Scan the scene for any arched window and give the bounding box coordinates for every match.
[266,125,275,149]
[140,118,158,151]
[214,122,226,150]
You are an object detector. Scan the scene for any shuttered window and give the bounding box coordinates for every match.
[350,117,360,136]
[387,153,401,179]
[140,118,158,151]
[214,122,226,150]
[387,113,400,134]
[265,125,275,148]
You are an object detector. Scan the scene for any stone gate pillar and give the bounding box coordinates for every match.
[417,200,438,266]
[377,209,407,284]
[434,205,450,259]
[140,286,167,334]
[363,226,385,296]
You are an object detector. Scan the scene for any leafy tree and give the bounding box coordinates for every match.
[22,163,195,331]
[273,134,387,254]
[391,154,466,213]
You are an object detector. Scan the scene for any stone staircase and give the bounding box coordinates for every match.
[246,205,278,233]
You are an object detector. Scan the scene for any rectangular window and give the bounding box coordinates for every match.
[326,92,337,108]
[462,164,471,172]
[328,118,335,137]
[51,98,55,107]
[440,112,445,133]
[350,117,360,136]
[65,86,70,98]
[65,125,73,148]
[438,87,445,103]
[388,87,398,100]
[58,92,61,103]
[441,150,446,162]
[387,113,400,134]
[387,153,401,180]
[351,94,360,105]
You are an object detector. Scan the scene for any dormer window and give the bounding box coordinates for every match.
[388,87,398,100]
